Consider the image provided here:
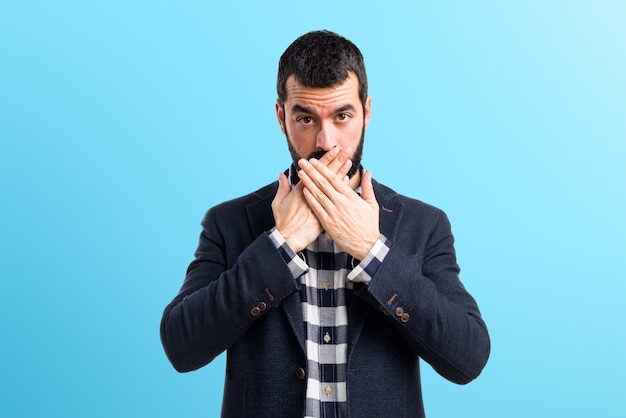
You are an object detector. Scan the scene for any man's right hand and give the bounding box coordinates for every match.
[271,146,353,253]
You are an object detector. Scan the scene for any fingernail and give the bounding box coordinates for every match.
[330,147,339,156]
[309,158,319,166]
[342,147,352,157]
[298,158,308,168]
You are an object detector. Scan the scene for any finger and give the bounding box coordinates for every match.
[316,146,340,166]
[302,186,330,226]
[361,170,378,205]
[314,146,353,178]
[326,147,353,177]
[308,157,350,193]
[297,164,336,212]
[333,148,353,179]
[273,172,291,203]
[298,158,347,202]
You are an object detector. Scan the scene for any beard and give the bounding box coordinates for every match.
[285,127,365,180]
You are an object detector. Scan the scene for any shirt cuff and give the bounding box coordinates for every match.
[267,227,309,278]
[347,234,392,284]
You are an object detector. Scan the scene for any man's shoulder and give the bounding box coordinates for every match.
[373,180,453,240]
[206,181,277,217]
[373,180,443,216]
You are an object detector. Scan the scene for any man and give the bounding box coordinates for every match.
[161,30,490,417]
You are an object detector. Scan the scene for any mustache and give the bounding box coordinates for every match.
[307,150,328,160]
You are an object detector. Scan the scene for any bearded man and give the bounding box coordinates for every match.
[161,30,490,418]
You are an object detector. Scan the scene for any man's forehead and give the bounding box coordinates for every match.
[283,73,361,108]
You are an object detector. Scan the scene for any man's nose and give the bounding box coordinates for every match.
[315,123,337,151]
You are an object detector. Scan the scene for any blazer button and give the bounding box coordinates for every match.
[395,307,404,317]
[250,306,261,316]
[379,305,390,315]
[257,301,267,311]
[296,367,306,380]
[400,312,410,323]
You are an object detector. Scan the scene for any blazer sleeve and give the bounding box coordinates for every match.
[356,207,490,384]
[160,204,300,373]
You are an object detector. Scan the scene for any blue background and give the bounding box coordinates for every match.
[1,1,624,417]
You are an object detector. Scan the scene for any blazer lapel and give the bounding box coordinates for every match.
[347,181,404,359]
[245,182,307,355]
[245,182,278,238]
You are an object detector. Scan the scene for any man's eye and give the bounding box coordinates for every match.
[336,113,351,121]
[297,116,313,125]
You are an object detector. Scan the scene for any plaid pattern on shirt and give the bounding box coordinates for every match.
[268,228,391,418]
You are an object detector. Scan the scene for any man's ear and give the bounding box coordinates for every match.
[276,100,286,134]
[363,96,372,130]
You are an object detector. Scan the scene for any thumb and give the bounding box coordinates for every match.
[361,170,377,204]
[274,172,291,202]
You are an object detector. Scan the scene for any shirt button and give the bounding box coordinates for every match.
[296,367,306,380]
[322,280,331,289]
[323,332,331,343]
[324,386,333,395]
[395,307,405,317]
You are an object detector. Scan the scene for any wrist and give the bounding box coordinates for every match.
[352,237,378,261]
[276,228,305,253]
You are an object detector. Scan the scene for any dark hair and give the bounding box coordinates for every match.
[277,30,368,107]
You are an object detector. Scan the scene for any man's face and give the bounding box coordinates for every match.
[276,72,371,178]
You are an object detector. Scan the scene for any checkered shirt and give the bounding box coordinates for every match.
[268,225,391,418]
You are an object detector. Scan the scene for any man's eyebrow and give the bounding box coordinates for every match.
[291,104,314,114]
[334,104,357,113]
[290,104,357,114]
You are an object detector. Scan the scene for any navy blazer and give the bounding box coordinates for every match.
[161,180,490,417]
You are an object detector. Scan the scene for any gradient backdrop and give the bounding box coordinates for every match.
[1,1,625,417]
